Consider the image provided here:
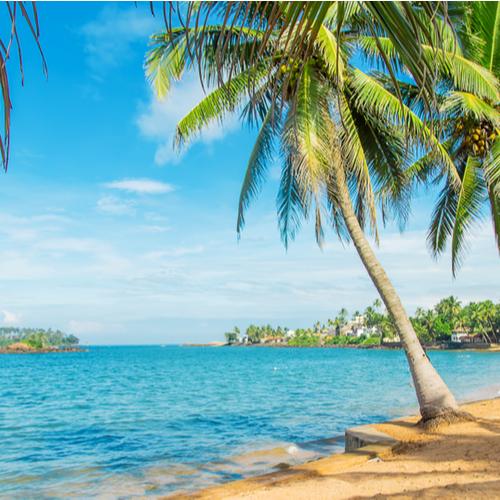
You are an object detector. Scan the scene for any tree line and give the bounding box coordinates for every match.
[225,297,499,346]
[0,328,79,349]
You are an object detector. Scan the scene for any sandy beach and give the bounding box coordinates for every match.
[171,397,500,499]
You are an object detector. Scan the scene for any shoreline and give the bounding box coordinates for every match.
[185,342,500,352]
[0,347,86,354]
[167,395,500,499]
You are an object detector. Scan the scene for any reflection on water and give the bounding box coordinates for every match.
[0,346,498,497]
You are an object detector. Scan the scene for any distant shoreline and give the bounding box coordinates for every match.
[184,342,500,352]
[0,347,86,355]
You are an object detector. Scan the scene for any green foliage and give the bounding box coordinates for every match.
[361,336,381,347]
[0,328,79,349]
[224,326,240,345]
[145,5,459,253]
[227,297,499,347]
[288,329,320,347]
[412,296,499,343]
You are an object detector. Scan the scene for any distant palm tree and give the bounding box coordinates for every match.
[146,2,471,423]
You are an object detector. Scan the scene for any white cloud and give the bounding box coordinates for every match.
[97,195,135,215]
[68,320,104,335]
[81,5,159,75]
[36,237,108,254]
[2,310,21,325]
[137,77,239,165]
[104,178,174,194]
[145,245,205,259]
[140,225,171,234]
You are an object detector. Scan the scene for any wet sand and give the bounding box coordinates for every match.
[171,397,500,499]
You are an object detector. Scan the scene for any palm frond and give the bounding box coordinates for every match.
[359,36,499,102]
[0,2,46,171]
[346,91,410,230]
[441,91,500,125]
[237,107,277,236]
[427,180,458,258]
[465,1,499,74]
[276,152,308,249]
[483,139,500,254]
[349,69,460,188]
[175,63,271,146]
[315,25,344,85]
[281,62,329,192]
[146,34,187,98]
[162,1,456,112]
[451,155,487,276]
[278,62,330,246]
[338,92,378,238]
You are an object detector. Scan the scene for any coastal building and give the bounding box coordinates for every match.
[451,332,486,344]
[339,316,381,338]
[451,331,469,343]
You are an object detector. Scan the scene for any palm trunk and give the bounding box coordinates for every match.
[332,163,458,421]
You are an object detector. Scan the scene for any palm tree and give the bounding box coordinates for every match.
[399,2,499,275]
[146,2,469,423]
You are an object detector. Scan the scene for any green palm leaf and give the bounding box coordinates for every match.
[451,155,487,276]
[338,92,378,238]
[237,108,277,236]
[279,62,329,246]
[175,63,270,146]
[466,1,500,75]
[277,153,309,249]
[428,180,458,258]
[315,25,344,84]
[441,91,500,125]
[359,36,499,102]
[349,69,460,187]
[483,139,500,254]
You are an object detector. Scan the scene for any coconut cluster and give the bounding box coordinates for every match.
[458,119,498,157]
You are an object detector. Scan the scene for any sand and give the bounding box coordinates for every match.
[171,398,500,499]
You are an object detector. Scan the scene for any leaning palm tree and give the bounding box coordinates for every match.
[146,2,470,424]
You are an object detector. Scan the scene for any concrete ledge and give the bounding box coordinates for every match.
[345,423,399,452]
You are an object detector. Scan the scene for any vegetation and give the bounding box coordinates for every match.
[225,297,499,347]
[145,2,491,422]
[412,297,500,344]
[398,2,500,275]
[0,328,79,349]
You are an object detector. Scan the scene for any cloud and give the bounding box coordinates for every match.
[68,320,104,335]
[81,5,159,76]
[104,178,174,194]
[36,237,109,254]
[140,225,171,234]
[137,76,239,165]
[145,245,205,259]
[97,195,135,215]
[2,310,21,325]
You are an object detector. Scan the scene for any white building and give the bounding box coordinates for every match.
[451,331,469,343]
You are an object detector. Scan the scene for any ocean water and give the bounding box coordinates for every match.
[0,346,499,498]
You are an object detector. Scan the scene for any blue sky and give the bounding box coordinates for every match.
[0,2,498,344]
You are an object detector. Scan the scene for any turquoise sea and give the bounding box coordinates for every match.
[0,346,499,498]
